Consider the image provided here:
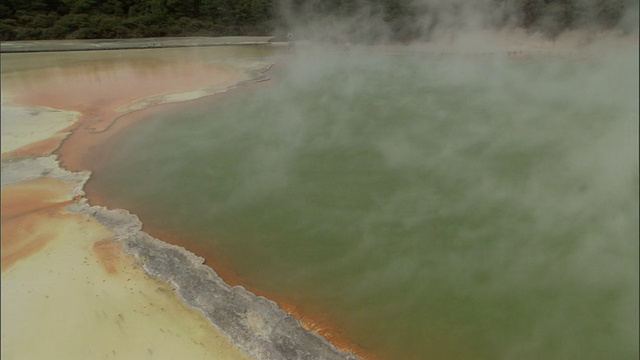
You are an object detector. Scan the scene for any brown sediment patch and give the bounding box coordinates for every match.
[1,183,74,272]
[1,177,78,271]
[0,202,80,272]
[2,216,54,272]
[1,177,76,219]
[3,57,243,115]
[92,238,122,274]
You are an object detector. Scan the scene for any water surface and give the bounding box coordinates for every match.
[91,48,639,360]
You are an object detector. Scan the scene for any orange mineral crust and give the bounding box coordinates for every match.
[92,238,123,275]
[3,56,243,116]
[1,177,76,271]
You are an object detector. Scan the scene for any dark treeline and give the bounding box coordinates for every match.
[0,0,273,40]
[0,0,635,41]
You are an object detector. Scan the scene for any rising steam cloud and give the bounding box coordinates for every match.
[274,0,639,43]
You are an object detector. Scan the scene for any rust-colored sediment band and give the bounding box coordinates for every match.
[92,238,122,275]
[1,177,76,271]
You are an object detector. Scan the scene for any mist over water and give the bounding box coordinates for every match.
[92,43,638,359]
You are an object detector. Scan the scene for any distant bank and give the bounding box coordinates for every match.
[0,36,289,53]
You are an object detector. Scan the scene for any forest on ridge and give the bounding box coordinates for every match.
[0,0,635,42]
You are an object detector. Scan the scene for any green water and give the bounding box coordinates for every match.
[92,48,639,360]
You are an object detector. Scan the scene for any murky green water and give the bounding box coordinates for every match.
[92,48,638,360]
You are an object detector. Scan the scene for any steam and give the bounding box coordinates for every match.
[275,0,639,43]
[252,38,638,358]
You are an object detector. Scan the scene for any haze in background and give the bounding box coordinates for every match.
[275,0,639,43]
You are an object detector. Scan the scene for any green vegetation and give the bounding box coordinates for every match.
[0,0,635,41]
[0,0,274,40]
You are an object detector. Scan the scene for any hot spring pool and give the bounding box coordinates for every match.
[89,48,639,360]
